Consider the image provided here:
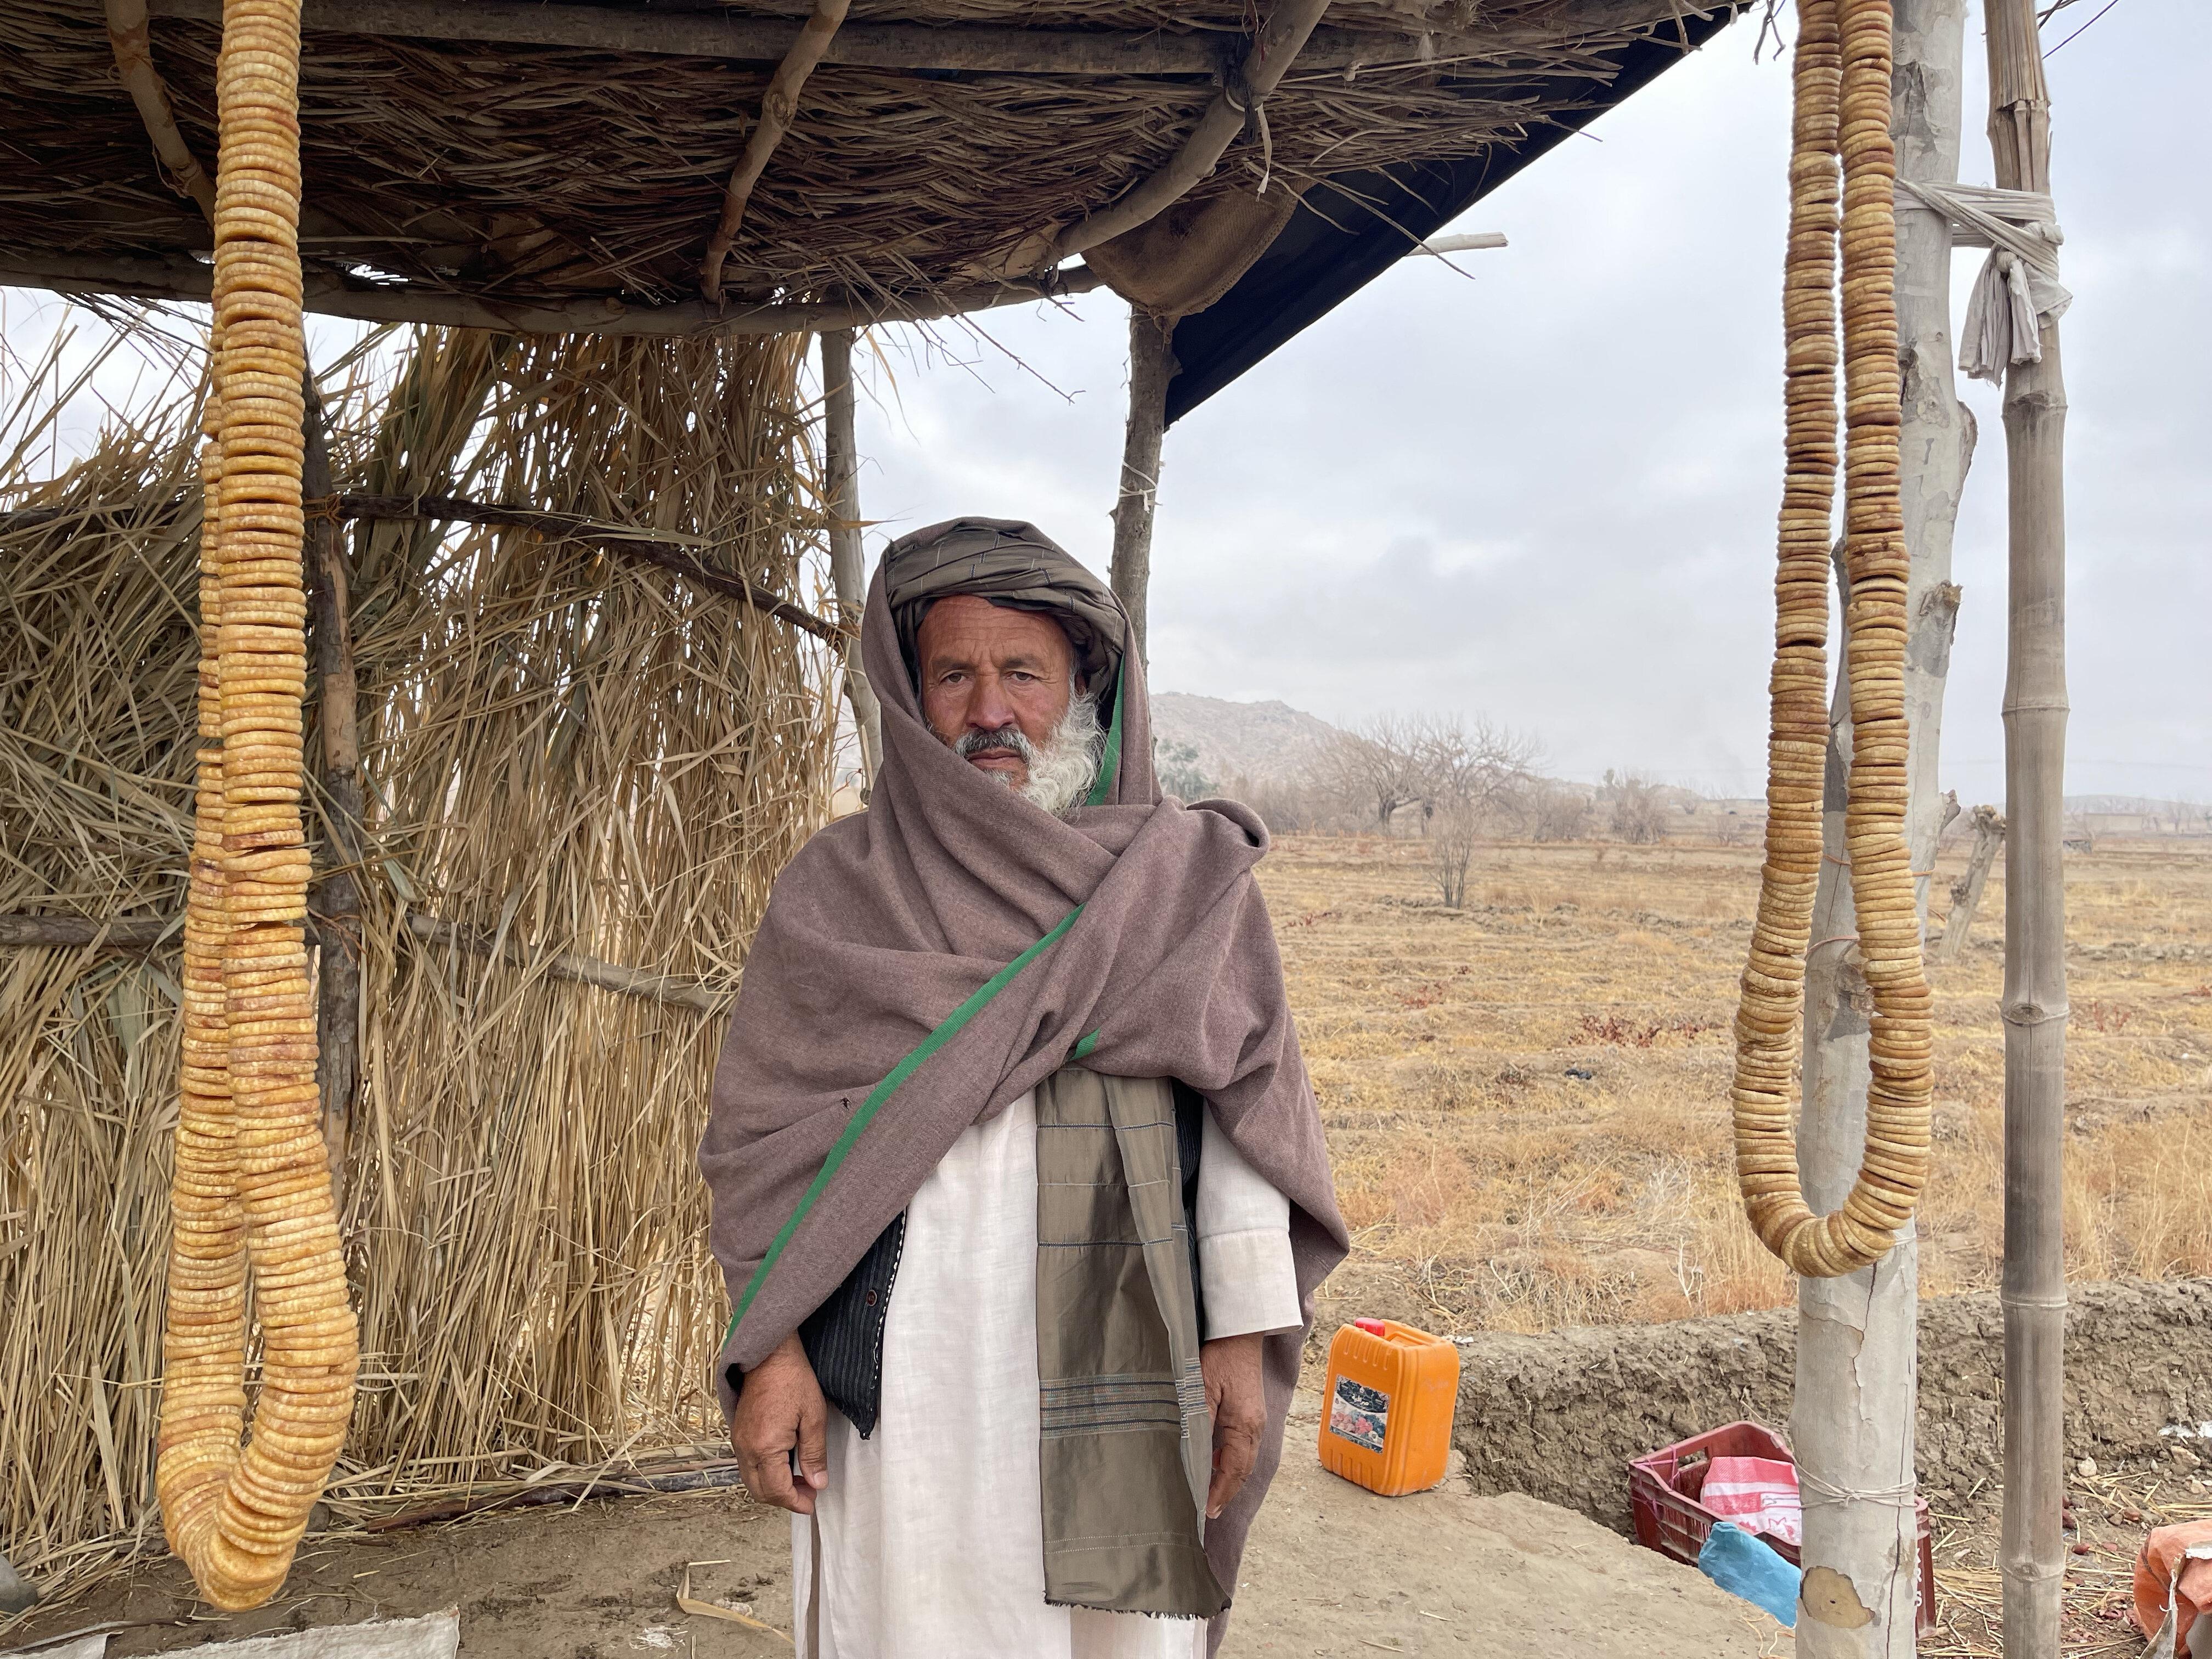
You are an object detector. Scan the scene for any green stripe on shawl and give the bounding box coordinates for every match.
[726,902,1087,1343]
[1084,668,1124,808]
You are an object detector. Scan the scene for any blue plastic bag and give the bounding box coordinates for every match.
[1698,1520,1801,1627]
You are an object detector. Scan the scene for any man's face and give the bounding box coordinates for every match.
[916,595,1076,792]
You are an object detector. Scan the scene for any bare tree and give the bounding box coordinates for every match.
[1316,714,1427,831]
[1606,770,1668,845]
[1412,716,1537,907]
[1528,784,1592,843]
[1937,805,2004,963]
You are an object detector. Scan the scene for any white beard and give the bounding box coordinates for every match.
[957,694,1105,816]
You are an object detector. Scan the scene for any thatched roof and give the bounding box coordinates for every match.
[0,0,1741,413]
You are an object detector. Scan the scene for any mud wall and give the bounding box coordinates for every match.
[1452,1278,2212,1530]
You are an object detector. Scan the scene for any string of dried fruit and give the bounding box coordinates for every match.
[1731,0,1934,1278]
[156,0,358,1611]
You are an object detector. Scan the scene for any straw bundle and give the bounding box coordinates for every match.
[337,327,832,1480]
[0,336,204,1598]
[0,314,833,1601]
[1730,0,1934,1279]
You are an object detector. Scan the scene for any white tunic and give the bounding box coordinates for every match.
[795,1090,1301,1659]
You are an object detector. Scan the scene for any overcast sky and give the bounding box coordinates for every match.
[847,1,2209,802]
[5,5,2200,800]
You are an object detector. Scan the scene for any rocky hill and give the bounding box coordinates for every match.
[1150,692,1344,790]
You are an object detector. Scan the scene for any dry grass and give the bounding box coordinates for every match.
[0,314,837,1598]
[1259,832,2212,1341]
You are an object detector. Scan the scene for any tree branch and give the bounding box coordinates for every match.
[700,0,850,304]
[105,0,215,218]
[0,911,725,1014]
[325,494,849,642]
[1048,0,1334,266]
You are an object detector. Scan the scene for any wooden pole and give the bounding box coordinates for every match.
[820,329,881,786]
[1793,3,1968,1650]
[1109,309,1175,664]
[1984,0,2069,1650]
[302,377,363,1189]
[0,250,1105,341]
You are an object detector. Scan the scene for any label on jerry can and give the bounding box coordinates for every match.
[1328,1376,1390,1452]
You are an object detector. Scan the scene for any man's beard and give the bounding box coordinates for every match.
[953,694,1105,815]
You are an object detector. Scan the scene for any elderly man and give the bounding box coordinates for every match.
[700,518,1345,1658]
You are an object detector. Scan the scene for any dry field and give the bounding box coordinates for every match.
[1257,831,2212,1342]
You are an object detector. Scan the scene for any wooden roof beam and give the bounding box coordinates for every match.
[0,249,1107,337]
[143,0,1720,77]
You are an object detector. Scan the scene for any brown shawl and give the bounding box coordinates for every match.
[699,517,1346,1644]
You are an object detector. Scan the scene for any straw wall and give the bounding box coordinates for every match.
[0,318,836,1592]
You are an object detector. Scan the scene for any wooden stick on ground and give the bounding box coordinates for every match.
[820,330,881,785]
[1047,0,1334,266]
[1936,805,2003,963]
[1108,310,1176,664]
[1985,0,2070,1649]
[104,0,215,217]
[699,0,850,304]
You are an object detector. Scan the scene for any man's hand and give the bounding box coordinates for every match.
[730,1333,829,1515]
[1200,1333,1267,1520]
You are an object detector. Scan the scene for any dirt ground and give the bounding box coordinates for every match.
[2,1391,1784,1659]
[1257,832,2212,1342]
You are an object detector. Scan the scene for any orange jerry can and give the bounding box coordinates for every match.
[1318,1317,1460,1496]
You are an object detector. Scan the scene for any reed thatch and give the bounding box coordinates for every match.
[0,0,1717,321]
[0,312,836,1599]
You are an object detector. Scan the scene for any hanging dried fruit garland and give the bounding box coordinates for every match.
[156,0,359,1611]
[1731,0,1934,1279]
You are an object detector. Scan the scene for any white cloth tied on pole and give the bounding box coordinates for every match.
[1896,178,2071,383]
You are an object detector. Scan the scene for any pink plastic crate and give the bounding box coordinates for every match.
[1628,1420,1935,1635]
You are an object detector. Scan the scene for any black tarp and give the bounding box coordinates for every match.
[1167,6,1747,422]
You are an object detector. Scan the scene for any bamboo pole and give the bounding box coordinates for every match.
[302,378,363,1186]
[1792,4,1970,1648]
[820,330,881,786]
[1984,0,2069,1650]
[1109,310,1175,664]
